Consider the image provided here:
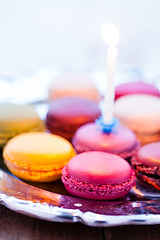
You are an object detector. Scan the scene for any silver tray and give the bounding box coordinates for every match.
[0,166,160,227]
[0,103,160,227]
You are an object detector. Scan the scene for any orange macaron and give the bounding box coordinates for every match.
[3,132,76,182]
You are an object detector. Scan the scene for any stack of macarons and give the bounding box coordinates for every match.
[3,132,136,200]
[45,88,140,161]
[3,79,160,201]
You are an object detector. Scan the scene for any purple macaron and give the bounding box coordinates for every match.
[46,97,101,141]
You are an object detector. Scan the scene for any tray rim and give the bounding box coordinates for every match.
[1,192,160,227]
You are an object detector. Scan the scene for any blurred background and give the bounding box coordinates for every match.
[0,0,160,102]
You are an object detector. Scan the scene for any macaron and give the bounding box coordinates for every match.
[72,123,139,161]
[114,94,160,145]
[131,142,160,190]
[115,81,160,100]
[3,132,76,182]
[46,97,101,141]
[48,74,101,102]
[0,103,44,147]
[62,151,136,200]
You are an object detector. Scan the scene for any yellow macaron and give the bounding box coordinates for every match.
[0,103,44,147]
[3,132,76,182]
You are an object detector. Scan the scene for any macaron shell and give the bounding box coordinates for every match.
[72,123,138,155]
[3,132,75,165]
[67,152,132,185]
[134,131,160,145]
[0,103,43,132]
[115,81,160,100]
[48,74,101,102]
[46,97,101,140]
[137,142,160,167]
[0,103,44,147]
[114,94,160,133]
[0,123,45,147]
[46,97,100,128]
[3,132,76,182]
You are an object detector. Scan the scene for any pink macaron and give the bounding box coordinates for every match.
[115,81,160,100]
[62,151,136,200]
[131,142,160,190]
[72,123,139,161]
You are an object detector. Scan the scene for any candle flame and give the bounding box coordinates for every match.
[101,23,119,46]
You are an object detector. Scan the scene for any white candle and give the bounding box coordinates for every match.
[101,23,119,124]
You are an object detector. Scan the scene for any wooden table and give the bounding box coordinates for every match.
[0,205,160,240]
